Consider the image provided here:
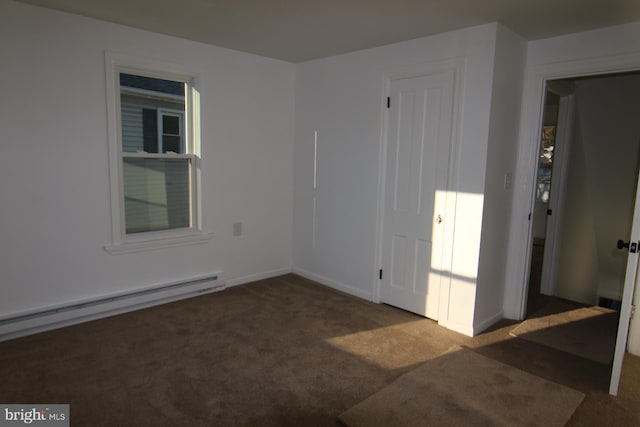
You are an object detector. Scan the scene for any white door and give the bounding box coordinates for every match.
[380,70,455,319]
[610,166,640,394]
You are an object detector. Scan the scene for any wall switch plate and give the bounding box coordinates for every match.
[233,222,242,236]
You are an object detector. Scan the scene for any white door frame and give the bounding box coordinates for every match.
[505,52,640,395]
[539,87,575,296]
[373,59,464,322]
[505,52,640,320]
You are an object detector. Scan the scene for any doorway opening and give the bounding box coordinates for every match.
[523,71,640,371]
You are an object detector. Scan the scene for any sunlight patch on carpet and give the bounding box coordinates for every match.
[325,321,437,370]
[339,346,585,427]
[510,306,618,364]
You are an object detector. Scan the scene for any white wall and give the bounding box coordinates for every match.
[504,21,640,319]
[554,75,640,304]
[293,23,505,335]
[9,0,639,341]
[0,1,295,317]
[474,25,527,331]
[553,108,601,303]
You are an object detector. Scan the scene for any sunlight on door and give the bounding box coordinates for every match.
[381,70,455,320]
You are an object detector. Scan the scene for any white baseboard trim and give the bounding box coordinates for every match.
[438,321,473,337]
[473,311,504,335]
[438,311,503,337]
[225,268,293,288]
[597,290,623,302]
[0,272,224,342]
[292,267,373,301]
[437,318,475,337]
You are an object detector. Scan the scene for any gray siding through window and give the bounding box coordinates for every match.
[121,104,144,152]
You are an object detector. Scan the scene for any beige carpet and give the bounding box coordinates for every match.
[339,346,585,427]
[510,306,618,365]
[2,275,638,426]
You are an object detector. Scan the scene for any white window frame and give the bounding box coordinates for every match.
[104,52,211,254]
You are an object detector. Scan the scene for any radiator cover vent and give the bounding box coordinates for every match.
[0,272,225,341]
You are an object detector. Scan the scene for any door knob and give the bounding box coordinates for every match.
[618,240,638,253]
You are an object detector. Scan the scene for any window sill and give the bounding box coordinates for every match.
[104,230,213,255]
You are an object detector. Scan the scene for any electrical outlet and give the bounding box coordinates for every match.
[233,222,242,236]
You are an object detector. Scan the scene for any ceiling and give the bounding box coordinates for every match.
[16,0,640,62]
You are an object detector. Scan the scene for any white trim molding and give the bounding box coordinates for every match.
[104,230,214,255]
[473,311,504,336]
[104,51,211,254]
[225,268,293,288]
[293,268,373,301]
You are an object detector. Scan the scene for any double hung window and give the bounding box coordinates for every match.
[105,55,208,253]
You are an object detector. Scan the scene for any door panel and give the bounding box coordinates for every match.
[610,166,640,395]
[391,235,407,289]
[381,70,455,320]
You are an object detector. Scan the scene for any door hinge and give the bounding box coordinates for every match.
[547,209,553,216]
[387,97,390,109]
[379,269,383,280]
[632,304,636,319]
[528,212,531,221]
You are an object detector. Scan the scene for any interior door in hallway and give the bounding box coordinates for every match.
[380,70,455,320]
[611,161,640,395]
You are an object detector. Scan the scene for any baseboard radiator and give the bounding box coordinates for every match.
[0,272,225,342]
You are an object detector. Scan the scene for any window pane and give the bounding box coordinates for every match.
[120,73,184,96]
[162,135,181,154]
[163,115,180,135]
[123,158,190,234]
[120,73,185,153]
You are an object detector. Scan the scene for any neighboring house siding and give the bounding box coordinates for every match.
[121,103,144,152]
[120,93,184,153]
